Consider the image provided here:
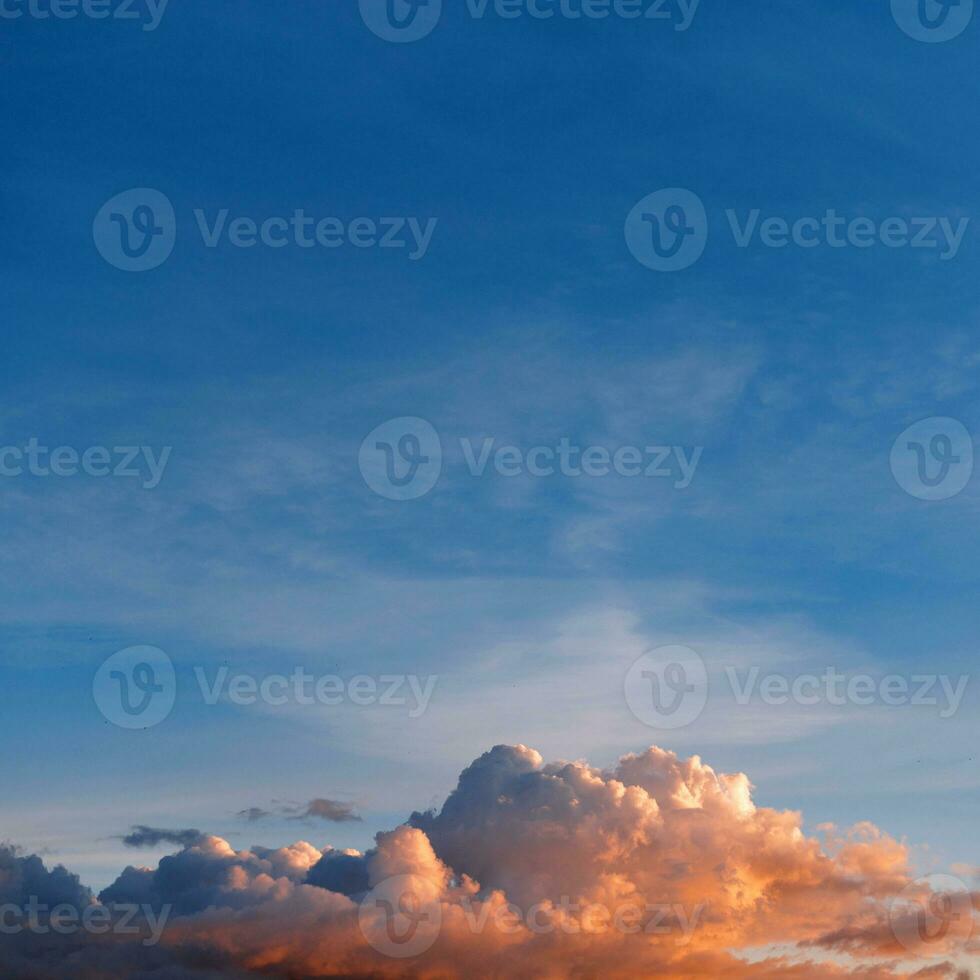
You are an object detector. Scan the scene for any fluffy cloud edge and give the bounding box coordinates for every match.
[2,744,977,978]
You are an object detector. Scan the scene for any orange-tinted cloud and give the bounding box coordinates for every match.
[2,744,976,978]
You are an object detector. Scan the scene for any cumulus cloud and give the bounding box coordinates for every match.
[99,837,325,917]
[2,745,977,978]
[0,844,92,909]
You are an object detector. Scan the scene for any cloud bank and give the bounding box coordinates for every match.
[1,745,977,978]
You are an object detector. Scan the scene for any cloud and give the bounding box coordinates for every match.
[305,848,370,895]
[236,807,272,823]
[121,826,207,849]
[0,844,92,909]
[99,837,324,917]
[290,799,361,823]
[1,745,977,978]
[236,799,362,823]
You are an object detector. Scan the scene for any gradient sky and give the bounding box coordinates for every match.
[2,0,979,909]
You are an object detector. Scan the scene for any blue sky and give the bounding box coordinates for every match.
[2,0,980,895]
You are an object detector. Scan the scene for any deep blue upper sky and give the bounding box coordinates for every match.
[2,0,979,891]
